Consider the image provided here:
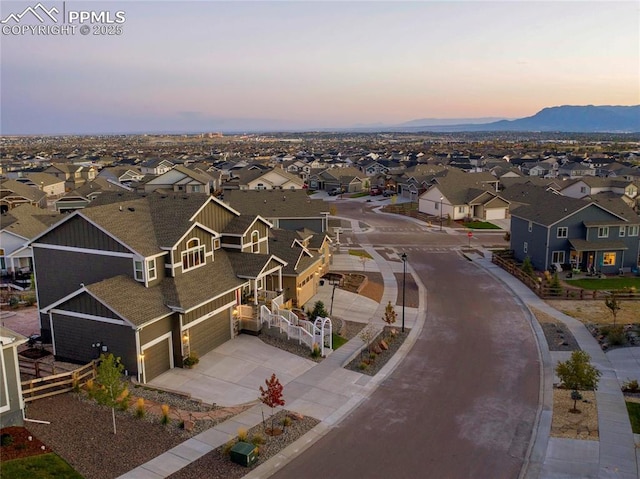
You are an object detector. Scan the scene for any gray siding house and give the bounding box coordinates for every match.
[30,193,286,383]
[0,327,27,427]
[507,186,640,273]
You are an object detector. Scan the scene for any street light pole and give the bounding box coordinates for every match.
[439,196,443,231]
[401,253,407,333]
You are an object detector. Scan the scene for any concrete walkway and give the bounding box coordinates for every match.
[120,227,639,479]
[472,250,639,479]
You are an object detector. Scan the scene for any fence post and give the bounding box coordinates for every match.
[35,361,40,378]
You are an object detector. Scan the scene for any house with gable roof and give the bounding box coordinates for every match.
[30,192,288,383]
[418,169,508,221]
[140,164,218,195]
[504,184,640,273]
[0,179,47,213]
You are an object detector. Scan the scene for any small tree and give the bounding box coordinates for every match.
[259,373,285,435]
[358,324,376,358]
[555,350,601,413]
[94,353,127,434]
[382,301,397,337]
[310,301,328,321]
[521,256,534,277]
[604,292,621,327]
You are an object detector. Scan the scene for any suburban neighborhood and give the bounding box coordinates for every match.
[1,132,639,478]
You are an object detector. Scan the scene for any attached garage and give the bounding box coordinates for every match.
[187,310,231,357]
[142,334,173,382]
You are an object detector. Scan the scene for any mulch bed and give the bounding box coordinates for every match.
[540,322,580,351]
[0,426,51,461]
[344,327,410,376]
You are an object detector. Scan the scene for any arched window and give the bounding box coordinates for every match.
[182,238,205,271]
[251,231,260,253]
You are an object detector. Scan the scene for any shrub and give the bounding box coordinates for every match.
[1,433,14,446]
[358,361,368,370]
[117,388,130,411]
[251,432,266,446]
[23,294,36,306]
[281,416,292,428]
[622,379,640,393]
[135,398,145,418]
[521,257,534,277]
[222,439,236,456]
[8,296,19,309]
[369,352,377,362]
[183,353,199,368]
[503,231,511,241]
[160,404,170,425]
[310,343,321,359]
[237,427,248,442]
[605,326,626,346]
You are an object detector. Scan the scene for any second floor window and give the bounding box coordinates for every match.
[251,231,260,253]
[597,226,609,238]
[182,238,205,271]
[148,258,157,281]
[557,227,568,238]
[629,225,639,237]
[134,261,144,282]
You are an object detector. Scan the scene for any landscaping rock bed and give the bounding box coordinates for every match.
[344,327,410,377]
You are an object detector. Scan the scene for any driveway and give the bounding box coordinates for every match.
[149,335,316,407]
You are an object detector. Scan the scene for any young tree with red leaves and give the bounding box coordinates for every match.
[259,373,285,434]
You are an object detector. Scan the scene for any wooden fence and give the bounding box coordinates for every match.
[19,357,57,378]
[492,251,640,301]
[21,360,97,403]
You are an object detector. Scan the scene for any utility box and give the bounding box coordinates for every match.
[230,441,258,467]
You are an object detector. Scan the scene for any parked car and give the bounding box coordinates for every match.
[370,187,382,196]
[383,189,396,197]
[328,188,343,196]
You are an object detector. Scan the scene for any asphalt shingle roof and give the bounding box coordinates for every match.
[85,276,170,326]
[224,190,327,218]
[1,204,62,239]
[161,250,246,311]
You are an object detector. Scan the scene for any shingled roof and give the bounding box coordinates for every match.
[85,276,171,326]
[1,204,62,239]
[76,193,212,256]
[161,250,246,311]
[268,229,317,275]
[224,189,328,218]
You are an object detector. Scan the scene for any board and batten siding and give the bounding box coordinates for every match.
[173,227,214,269]
[139,315,174,345]
[58,292,121,320]
[182,291,235,325]
[51,313,137,374]
[0,346,23,428]
[33,248,134,311]
[193,201,237,232]
[36,215,131,253]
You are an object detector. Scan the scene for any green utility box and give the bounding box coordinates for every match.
[230,441,258,467]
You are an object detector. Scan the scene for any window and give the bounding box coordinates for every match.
[182,238,205,271]
[580,186,587,194]
[251,231,260,253]
[628,225,639,237]
[619,226,626,237]
[147,258,157,281]
[212,238,221,250]
[523,242,528,254]
[551,251,565,264]
[598,226,609,238]
[557,227,568,238]
[602,252,616,266]
[458,206,465,213]
[528,221,532,233]
[134,261,144,281]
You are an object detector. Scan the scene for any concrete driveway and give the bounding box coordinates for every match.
[149,334,317,407]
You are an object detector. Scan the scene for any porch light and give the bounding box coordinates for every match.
[232,309,238,316]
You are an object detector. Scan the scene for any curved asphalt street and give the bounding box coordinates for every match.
[270,201,540,478]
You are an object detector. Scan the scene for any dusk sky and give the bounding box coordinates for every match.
[1,1,638,135]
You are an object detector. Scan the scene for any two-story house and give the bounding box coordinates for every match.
[507,185,640,273]
[44,163,97,190]
[30,193,287,383]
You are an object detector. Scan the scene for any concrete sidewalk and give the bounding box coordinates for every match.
[121,223,639,479]
[471,250,639,479]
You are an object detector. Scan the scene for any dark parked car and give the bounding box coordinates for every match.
[383,189,396,197]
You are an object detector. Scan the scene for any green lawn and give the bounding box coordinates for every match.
[463,221,500,229]
[1,453,83,479]
[566,277,640,290]
[626,401,640,433]
[348,249,373,259]
[349,192,370,198]
[332,333,348,350]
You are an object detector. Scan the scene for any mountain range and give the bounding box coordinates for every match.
[395,105,640,133]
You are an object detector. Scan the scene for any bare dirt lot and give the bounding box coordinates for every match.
[545,299,640,326]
